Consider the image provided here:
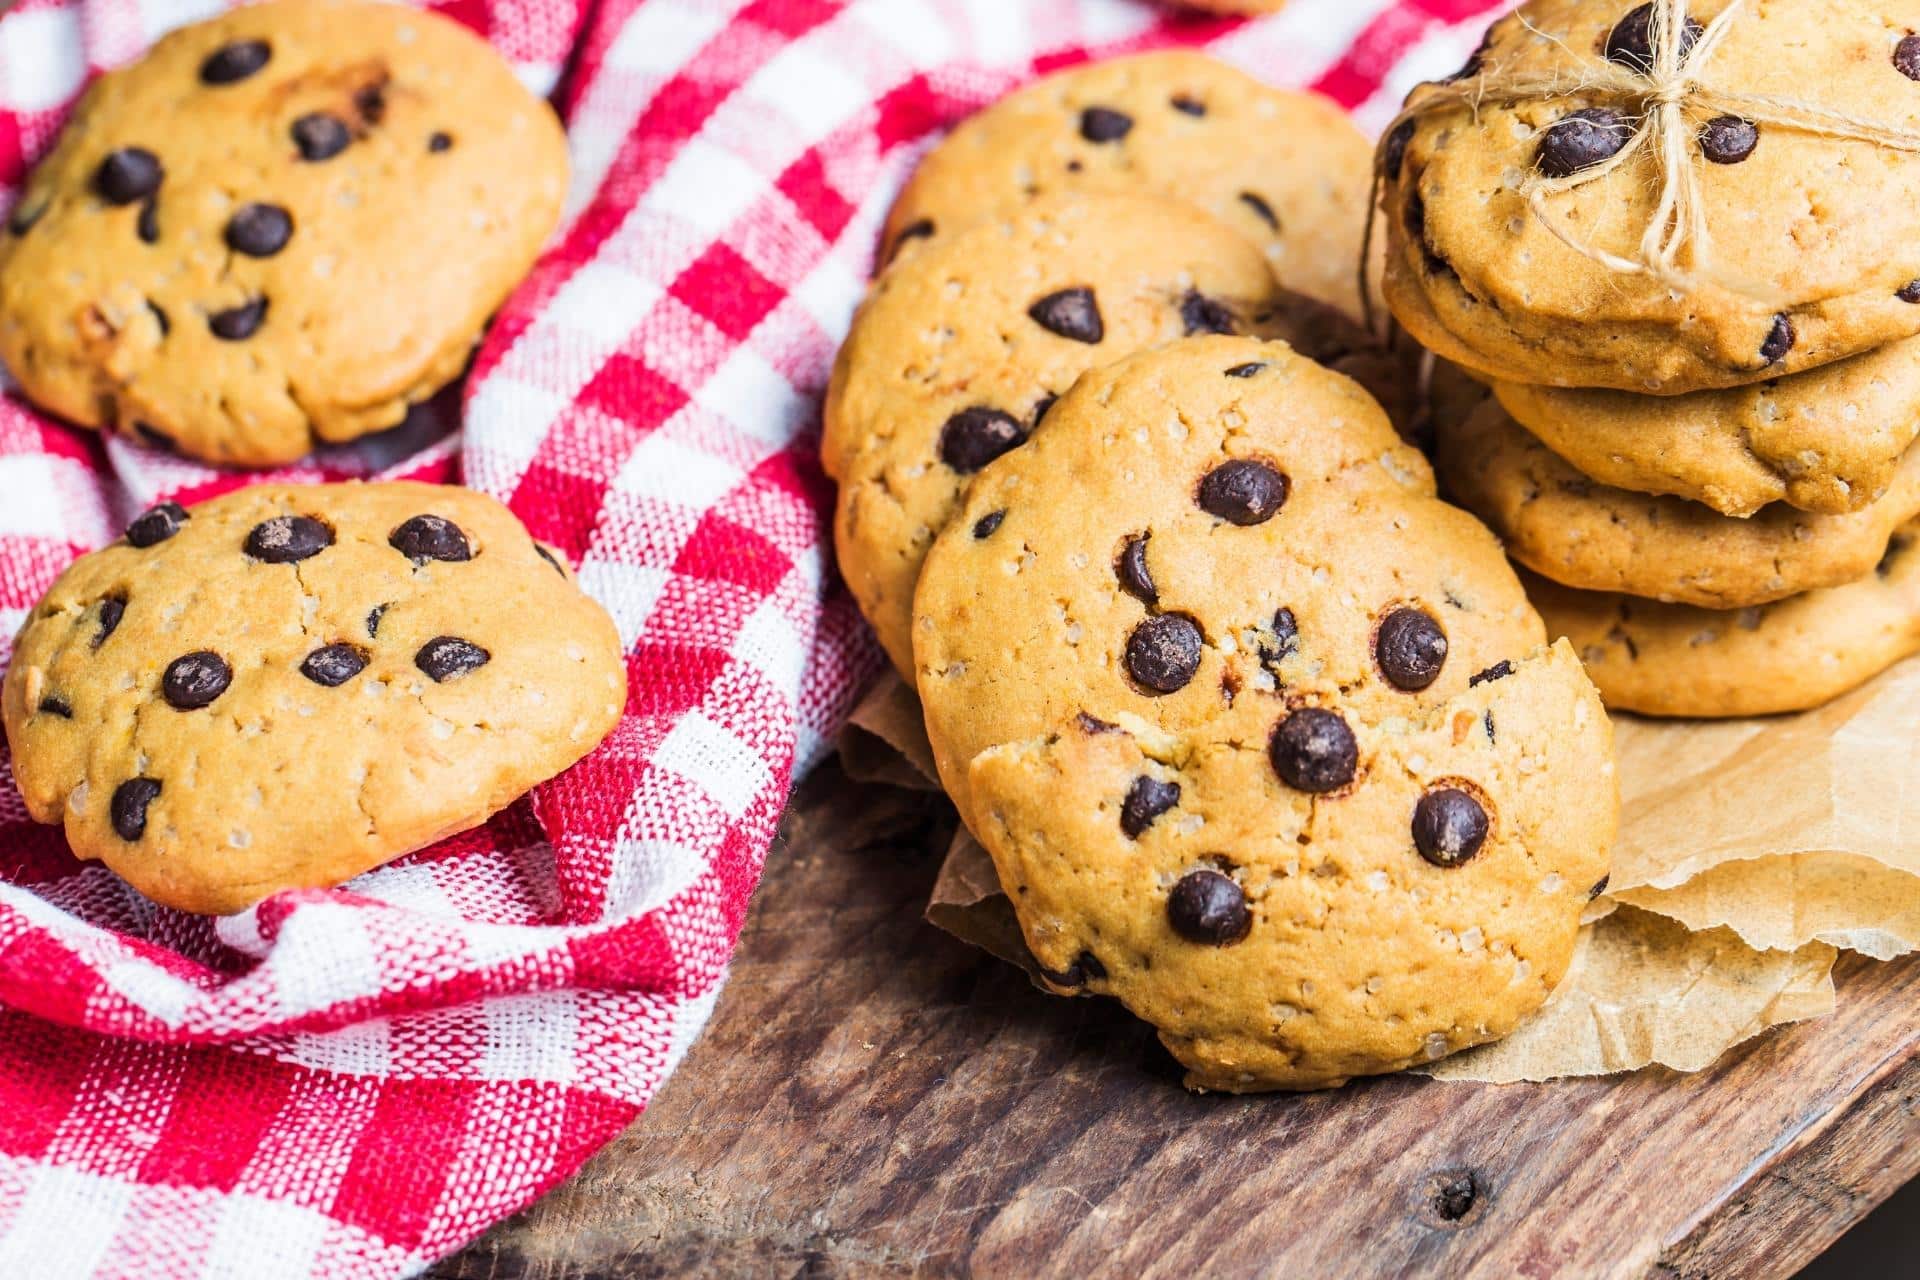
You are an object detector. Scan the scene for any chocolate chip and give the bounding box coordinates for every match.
[1197,460,1288,525]
[1468,659,1513,687]
[1180,290,1237,336]
[1412,787,1489,867]
[94,596,126,648]
[162,651,231,709]
[1698,116,1757,164]
[1900,280,1920,304]
[1761,313,1796,364]
[1384,119,1416,182]
[1167,869,1250,945]
[428,131,453,152]
[200,39,271,84]
[134,422,174,451]
[147,301,169,336]
[1039,951,1107,988]
[1589,875,1611,899]
[1239,191,1279,229]
[226,203,292,257]
[244,514,332,563]
[1225,362,1265,378]
[1897,34,1920,81]
[111,778,161,841]
[1535,108,1633,178]
[1126,614,1203,694]
[366,604,388,638]
[1079,106,1133,143]
[37,695,72,718]
[1121,776,1181,838]
[126,501,188,548]
[210,297,267,341]
[972,510,1006,539]
[416,636,490,682]
[8,199,43,235]
[937,407,1026,473]
[1376,607,1447,690]
[1170,94,1206,117]
[1031,393,1058,425]
[301,644,369,687]
[534,545,566,576]
[1116,534,1156,605]
[1028,287,1104,343]
[136,198,159,244]
[95,149,162,205]
[389,514,472,564]
[1484,709,1496,743]
[1605,4,1701,75]
[292,113,351,162]
[1270,708,1357,793]
[1261,608,1299,668]
[354,83,387,125]
[887,218,934,263]
[1075,711,1119,735]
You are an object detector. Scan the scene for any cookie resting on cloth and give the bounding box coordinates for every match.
[2,482,625,914]
[0,0,567,466]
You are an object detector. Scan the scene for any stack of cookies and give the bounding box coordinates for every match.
[1380,0,1920,718]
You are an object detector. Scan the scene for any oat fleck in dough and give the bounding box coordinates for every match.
[915,337,1617,1090]
[1379,1,1920,393]
[1,482,626,915]
[0,0,568,466]
[882,51,1374,320]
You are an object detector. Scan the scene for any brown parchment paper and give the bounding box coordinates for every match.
[839,667,1883,1082]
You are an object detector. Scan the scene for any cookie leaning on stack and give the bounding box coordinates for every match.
[1381,0,1920,716]
[0,0,568,466]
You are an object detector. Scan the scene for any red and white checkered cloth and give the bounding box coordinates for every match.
[0,0,1507,1276]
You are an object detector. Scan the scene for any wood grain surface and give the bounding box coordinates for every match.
[433,764,1920,1279]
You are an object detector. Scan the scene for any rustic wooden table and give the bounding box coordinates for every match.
[435,764,1920,1279]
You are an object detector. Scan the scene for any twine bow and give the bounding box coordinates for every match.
[1367,0,1920,325]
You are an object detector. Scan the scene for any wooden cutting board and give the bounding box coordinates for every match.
[433,763,1920,1279]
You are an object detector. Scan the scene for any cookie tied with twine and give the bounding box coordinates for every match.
[1374,0,1920,394]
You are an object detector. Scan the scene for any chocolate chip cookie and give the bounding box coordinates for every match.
[883,51,1373,319]
[1527,525,1920,717]
[2,482,625,914]
[1381,1,1920,392]
[915,335,1615,1089]
[826,193,1288,675]
[1493,334,1920,517]
[0,0,567,466]
[1437,399,1920,609]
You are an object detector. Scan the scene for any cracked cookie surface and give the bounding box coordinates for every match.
[2,482,625,914]
[0,0,567,466]
[913,336,1615,1089]
[1437,399,1920,608]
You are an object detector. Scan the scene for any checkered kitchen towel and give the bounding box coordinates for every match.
[0,0,1508,1275]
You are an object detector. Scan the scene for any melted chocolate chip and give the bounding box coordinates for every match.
[1484,709,1496,743]
[1900,280,1920,304]
[1897,34,1920,81]
[1468,659,1513,687]
[136,198,159,244]
[111,777,161,841]
[301,644,370,687]
[8,199,43,235]
[1121,775,1181,838]
[1116,534,1156,605]
[534,545,566,576]
[1039,950,1107,988]
[1238,191,1279,229]
[292,113,351,162]
[1699,116,1757,164]
[1375,607,1447,690]
[244,514,332,563]
[126,501,188,548]
[1126,614,1203,694]
[95,149,162,205]
[389,514,473,564]
[1412,787,1489,867]
[37,695,72,718]
[162,651,231,710]
[1167,869,1250,945]
[1270,708,1357,793]
[200,39,271,85]
[1079,106,1133,143]
[416,636,490,682]
[937,407,1026,473]
[94,596,126,648]
[354,83,387,125]
[428,131,453,153]
[366,604,388,638]
[1031,393,1058,425]
[1261,608,1299,669]
[1590,875,1611,899]
[1384,119,1416,182]
[1760,313,1796,364]
[1180,290,1238,336]
[1536,108,1633,178]
[1170,94,1206,117]
[1197,460,1288,525]
[1075,712,1119,735]
[1028,287,1104,343]
[1224,362,1266,378]
[887,218,934,263]
[972,510,1006,539]
[226,203,292,257]
[210,297,267,340]
[1605,4,1701,74]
